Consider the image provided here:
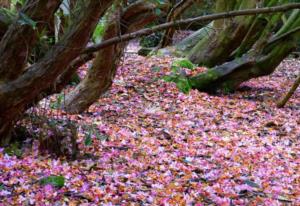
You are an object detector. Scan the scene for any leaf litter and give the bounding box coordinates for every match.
[0,50,299,205]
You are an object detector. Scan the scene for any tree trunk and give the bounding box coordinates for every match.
[188,0,257,67]
[0,0,10,9]
[188,0,300,93]
[0,0,62,81]
[64,0,160,113]
[189,26,300,93]
[158,0,194,48]
[0,0,113,145]
[0,7,14,39]
[175,22,212,54]
[155,22,213,57]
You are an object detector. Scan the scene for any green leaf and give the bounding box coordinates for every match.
[155,8,161,16]
[162,75,177,82]
[176,78,191,94]
[4,142,22,157]
[17,12,36,29]
[173,59,195,70]
[40,175,65,188]
[84,132,92,146]
[171,65,180,73]
[0,184,4,191]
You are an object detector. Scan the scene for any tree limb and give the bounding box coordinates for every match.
[83,3,300,54]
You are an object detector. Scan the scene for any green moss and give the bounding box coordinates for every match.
[189,69,221,90]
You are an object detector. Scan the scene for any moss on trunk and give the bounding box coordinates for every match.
[189,31,299,93]
[187,0,257,67]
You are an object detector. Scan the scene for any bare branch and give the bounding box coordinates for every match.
[84,3,300,54]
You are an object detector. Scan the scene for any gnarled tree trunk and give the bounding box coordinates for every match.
[0,0,113,145]
[188,0,257,67]
[64,0,161,113]
[0,0,62,81]
[188,8,300,93]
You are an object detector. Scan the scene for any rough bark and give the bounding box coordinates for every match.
[188,15,300,93]
[189,42,296,93]
[0,0,113,145]
[232,0,288,58]
[188,0,257,67]
[0,0,62,81]
[0,0,10,8]
[64,0,159,113]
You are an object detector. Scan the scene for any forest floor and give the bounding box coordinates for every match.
[0,44,299,205]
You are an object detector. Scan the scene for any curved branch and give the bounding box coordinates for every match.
[84,3,300,54]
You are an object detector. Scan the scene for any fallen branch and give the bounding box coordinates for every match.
[83,3,300,54]
[277,73,300,108]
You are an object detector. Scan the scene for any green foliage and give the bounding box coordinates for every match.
[17,12,36,29]
[149,0,167,6]
[163,59,195,94]
[40,175,65,188]
[92,21,106,43]
[82,124,108,146]
[151,66,161,72]
[84,131,92,146]
[69,73,81,85]
[0,8,15,24]
[155,8,162,16]
[10,0,25,11]
[221,81,235,94]
[50,94,64,109]
[4,142,22,157]
[173,58,195,70]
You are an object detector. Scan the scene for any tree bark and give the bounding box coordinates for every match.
[0,0,10,9]
[0,0,113,145]
[0,0,62,81]
[64,0,160,113]
[188,0,257,67]
[188,16,300,93]
[189,44,296,93]
[158,0,194,48]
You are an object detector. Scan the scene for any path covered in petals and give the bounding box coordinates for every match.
[0,51,299,205]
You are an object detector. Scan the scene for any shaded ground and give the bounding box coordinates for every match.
[0,50,299,205]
